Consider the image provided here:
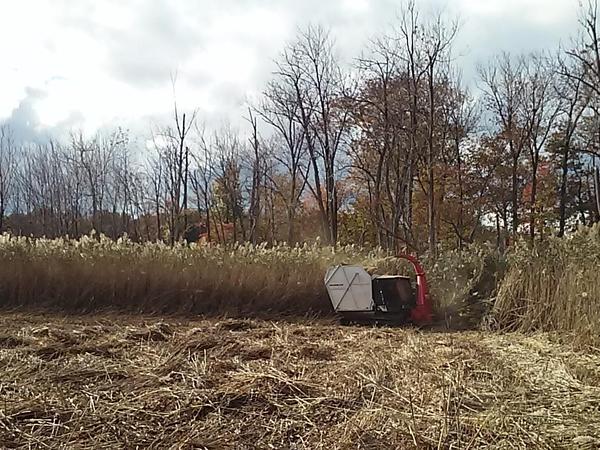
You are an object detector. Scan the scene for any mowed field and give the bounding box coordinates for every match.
[0,314,599,449]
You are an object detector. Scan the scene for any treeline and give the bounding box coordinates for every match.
[1,1,600,253]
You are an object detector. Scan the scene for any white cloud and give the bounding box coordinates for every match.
[0,0,583,142]
[458,0,577,26]
[341,0,370,13]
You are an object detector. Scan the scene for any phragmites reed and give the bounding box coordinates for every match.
[493,224,600,345]
[0,234,418,317]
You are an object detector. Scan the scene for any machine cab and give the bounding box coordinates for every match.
[325,258,431,325]
[372,275,415,319]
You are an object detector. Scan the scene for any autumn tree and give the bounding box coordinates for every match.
[439,78,483,247]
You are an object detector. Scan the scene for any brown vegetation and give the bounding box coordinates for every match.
[492,224,600,345]
[1,313,599,449]
[1,226,598,343]
[0,236,331,317]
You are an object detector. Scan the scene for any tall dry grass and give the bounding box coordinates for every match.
[9,228,597,340]
[493,224,600,342]
[0,234,415,316]
[0,232,507,323]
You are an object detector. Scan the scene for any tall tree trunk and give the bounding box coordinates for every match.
[456,138,465,249]
[406,164,414,244]
[529,161,538,243]
[511,152,519,237]
[155,200,161,242]
[204,193,211,243]
[308,152,329,242]
[427,64,437,258]
[183,145,189,239]
[594,166,600,220]
[495,212,501,250]
[287,207,295,244]
[558,142,570,237]
[326,169,337,244]
[0,199,4,233]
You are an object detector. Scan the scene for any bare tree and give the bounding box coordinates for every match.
[521,53,561,242]
[257,74,309,243]
[0,126,17,232]
[351,34,406,249]
[555,52,590,236]
[109,137,141,239]
[562,0,600,227]
[246,109,266,244]
[17,140,74,237]
[151,99,197,244]
[190,126,214,242]
[273,25,352,244]
[565,0,600,97]
[397,0,429,246]
[421,10,459,256]
[146,140,165,241]
[443,74,482,247]
[479,53,529,236]
[213,127,245,242]
[70,129,127,235]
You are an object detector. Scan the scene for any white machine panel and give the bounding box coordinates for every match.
[324,265,373,312]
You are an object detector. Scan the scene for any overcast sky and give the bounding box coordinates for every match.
[0,0,581,144]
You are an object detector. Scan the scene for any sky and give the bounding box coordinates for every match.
[0,0,582,144]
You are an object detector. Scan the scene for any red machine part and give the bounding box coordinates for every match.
[397,254,432,324]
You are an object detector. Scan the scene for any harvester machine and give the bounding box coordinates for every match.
[324,254,432,326]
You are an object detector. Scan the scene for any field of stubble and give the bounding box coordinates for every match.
[0,313,599,449]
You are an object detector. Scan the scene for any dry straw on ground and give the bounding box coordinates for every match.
[1,313,599,449]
